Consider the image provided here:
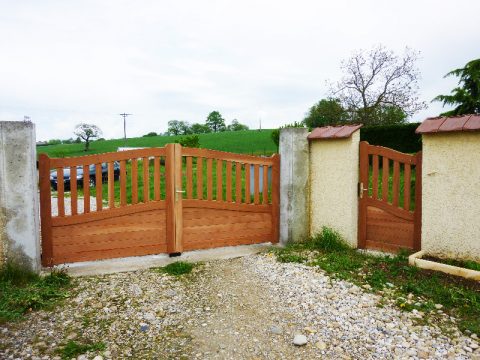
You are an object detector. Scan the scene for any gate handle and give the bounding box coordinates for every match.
[358,182,371,198]
[175,189,185,201]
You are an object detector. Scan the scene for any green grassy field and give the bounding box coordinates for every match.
[38,130,277,158]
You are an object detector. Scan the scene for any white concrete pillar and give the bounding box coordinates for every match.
[0,121,41,272]
[309,127,360,247]
[279,128,309,245]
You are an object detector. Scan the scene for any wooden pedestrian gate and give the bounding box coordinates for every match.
[358,142,422,252]
[39,144,280,266]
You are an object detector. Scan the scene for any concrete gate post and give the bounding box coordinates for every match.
[279,128,310,245]
[0,121,41,272]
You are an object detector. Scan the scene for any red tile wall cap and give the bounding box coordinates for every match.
[416,115,480,134]
[307,124,363,140]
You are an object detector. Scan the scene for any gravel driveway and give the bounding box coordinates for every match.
[1,254,479,359]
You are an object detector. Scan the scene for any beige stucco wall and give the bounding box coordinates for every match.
[309,131,359,247]
[422,132,480,261]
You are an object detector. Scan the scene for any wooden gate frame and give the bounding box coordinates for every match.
[358,141,422,252]
[39,144,280,266]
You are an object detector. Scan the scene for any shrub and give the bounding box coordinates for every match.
[175,135,200,148]
[143,132,158,137]
[360,123,421,153]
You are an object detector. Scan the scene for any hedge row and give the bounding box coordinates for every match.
[360,123,422,153]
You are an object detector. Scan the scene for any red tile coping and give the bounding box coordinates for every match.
[416,115,480,134]
[307,124,363,140]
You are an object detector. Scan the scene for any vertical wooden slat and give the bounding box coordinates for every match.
[39,154,53,266]
[403,163,411,211]
[154,156,161,201]
[216,159,223,201]
[372,155,379,199]
[392,161,400,207]
[197,157,203,200]
[56,167,65,217]
[382,156,389,202]
[262,165,268,204]
[83,165,90,213]
[173,143,183,252]
[166,144,176,253]
[120,160,127,206]
[358,141,369,249]
[235,162,242,203]
[186,156,193,199]
[207,158,213,201]
[95,163,102,211]
[131,159,138,204]
[271,154,280,243]
[70,166,78,215]
[143,157,150,202]
[226,161,232,202]
[245,164,251,204]
[108,162,115,209]
[413,152,422,251]
[253,164,260,204]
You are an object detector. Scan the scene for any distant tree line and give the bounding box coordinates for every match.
[165,111,249,136]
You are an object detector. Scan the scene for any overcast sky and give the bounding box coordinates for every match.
[0,0,478,141]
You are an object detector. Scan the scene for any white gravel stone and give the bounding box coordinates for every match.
[293,334,308,346]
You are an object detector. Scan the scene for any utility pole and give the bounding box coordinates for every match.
[119,113,132,145]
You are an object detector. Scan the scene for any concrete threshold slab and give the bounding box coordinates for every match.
[44,243,275,277]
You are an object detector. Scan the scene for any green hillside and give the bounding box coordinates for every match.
[37,130,276,158]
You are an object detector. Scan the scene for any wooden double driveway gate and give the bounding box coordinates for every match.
[39,144,280,266]
[358,142,422,252]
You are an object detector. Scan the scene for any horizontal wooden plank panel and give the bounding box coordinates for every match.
[184,220,272,234]
[51,244,169,265]
[366,206,414,249]
[183,233,273,251]
[182,199,271,213]
[184,213,271,227]
[52,231,166,255]
[52,201,166,226]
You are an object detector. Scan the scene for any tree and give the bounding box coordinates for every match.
[433,59,480,115]
[330,45,426,125]
[227,119,249,131]
[190,123,211,134]
[73,124,102,152]
[303,98,347,128]
[167,120,191,136]
[206,111,226,132]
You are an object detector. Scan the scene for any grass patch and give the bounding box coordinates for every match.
[274,227,480,335]
[158,261,194,276]
[0,263,71,323]
[59,340,106,359]
[37,129,276,158]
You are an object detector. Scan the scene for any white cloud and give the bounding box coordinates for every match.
[0,0,478,140]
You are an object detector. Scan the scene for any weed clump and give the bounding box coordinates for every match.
[59,340,106,359]
[159,261,194,276]
[0,263,71,323]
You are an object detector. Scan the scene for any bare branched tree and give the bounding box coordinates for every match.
[74,123,103,151]
[330,45,426,125]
